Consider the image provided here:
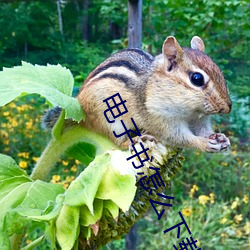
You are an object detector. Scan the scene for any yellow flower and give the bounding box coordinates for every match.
[0,130,8,138]
[231,198,240,209]
[234,214,243,224]
[232,150,237,156]
[243,195,248,204]
[26,121,33,129]
[198,195,210,206]
[32,157,39,163]
[70,165,77,172]
[51,175,61,183]
[3,111,9,116]
[66,176,75,182]
[244,221,250,234]
[220,217,228,224]
[9,102,16,108]
[75,160,81,165]
[182,207,192,217]
[221,162,228,167]
[196,239,201,247]
[18,152,29,159]
[62,160,69,166]
[209,193,215,204]
[63,182,69,189]
[189,184,199,198]
[4,147,10,152]
[19,161,28,169]
[235,157,242,163]
[11,119,18,127]
[235,229,243,237]
[3,138,9,145]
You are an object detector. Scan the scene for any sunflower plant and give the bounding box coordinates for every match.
[0,62,182,249]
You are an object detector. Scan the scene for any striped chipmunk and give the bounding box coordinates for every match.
[43,36,232,153]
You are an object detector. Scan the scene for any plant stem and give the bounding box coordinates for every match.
[30,126,117,181]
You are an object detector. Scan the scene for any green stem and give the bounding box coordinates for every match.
[30,126,117,181]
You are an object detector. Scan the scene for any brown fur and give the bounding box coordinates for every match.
[77,36,231,152]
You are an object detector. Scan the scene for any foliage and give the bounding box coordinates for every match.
[105,139,250,249]
[0,1,249,249]
[136,192,249,249]
[0,62,84,121]
[0,62,182,249]
[0,0,249,99]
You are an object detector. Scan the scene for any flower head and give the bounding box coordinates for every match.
[198,195,210,206]
[182,207,192,217]
[234,214,243,224]
[19,161,28,169]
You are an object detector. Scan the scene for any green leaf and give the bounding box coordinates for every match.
[0,182,32,217]
[64,153,110,213]
[80,226,92,240]
[103,200,119,219]
[0,154,30,181]
[0,231,10,250]
[56,205,80,250]
[79,199,103,226]
[0,176,32,201]
[20,181,64,214]
[0,154,65,245]
[45,220,56,249]
[27,200,63,222]
[0,62,85,122]
[1,181,64,238]
[96,166,136,212]
[65,142,96,165]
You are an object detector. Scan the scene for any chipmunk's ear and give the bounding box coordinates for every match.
[191,36,205,52]
[162,36,184,63]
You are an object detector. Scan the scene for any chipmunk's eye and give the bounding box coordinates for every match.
[190,72,204,87]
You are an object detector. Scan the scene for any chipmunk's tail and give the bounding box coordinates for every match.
[41,106,62,130]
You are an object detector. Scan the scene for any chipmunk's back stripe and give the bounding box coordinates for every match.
[125,48,154,62]
[91,60,140,79]
[96,73,130,85]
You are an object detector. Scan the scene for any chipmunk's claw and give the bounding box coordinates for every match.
[129,134,156,152]
[207,133,230,152]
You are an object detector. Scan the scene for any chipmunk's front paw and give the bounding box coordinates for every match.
[129,134,156,151]
[206,133,230,152]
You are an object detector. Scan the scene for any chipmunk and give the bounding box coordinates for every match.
[43,36,232,153]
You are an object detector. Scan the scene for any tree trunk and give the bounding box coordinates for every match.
[82,0,89,41]
[128,0,142,48]
[125,223,137,250]
[56,0,63,36]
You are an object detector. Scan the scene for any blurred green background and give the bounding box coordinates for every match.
[0,0,249,249]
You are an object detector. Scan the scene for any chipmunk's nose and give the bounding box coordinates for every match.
[228,101,232,112]
[219,101,232,114]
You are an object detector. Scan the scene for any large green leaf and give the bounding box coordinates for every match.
[0,62,84,122]
[96,166,136,212]
[0,154,30,181]
[65,142,96,165]
[56,205,80,250]
[63,153,110,213]
[79,199,103,227]
[0,154,65,248]
[64,150,137,215]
